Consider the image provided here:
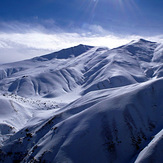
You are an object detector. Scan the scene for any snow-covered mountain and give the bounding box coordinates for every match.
[0,39,162,162]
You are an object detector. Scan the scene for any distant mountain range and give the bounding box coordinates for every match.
[0,39,162,163]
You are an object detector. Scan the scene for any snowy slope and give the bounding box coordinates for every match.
[0,77,163,163]
[0,39,162,98]
[0,93,60,147]
[0,39,163,162]
[0,44,95,97]
[135,129,163,163]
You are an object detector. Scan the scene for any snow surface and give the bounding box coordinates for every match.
[135,129,163,163]
[0,39,162,162]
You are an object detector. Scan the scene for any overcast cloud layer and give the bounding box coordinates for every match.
[0,22,163,64]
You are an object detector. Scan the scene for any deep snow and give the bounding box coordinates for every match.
[0,39,162,162]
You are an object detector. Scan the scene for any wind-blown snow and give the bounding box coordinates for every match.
[0,39,162,162]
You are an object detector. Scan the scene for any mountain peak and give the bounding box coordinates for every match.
[138,38,156,44]
[139,38,150,42]
[33,44,94,61]
[128,38,157,45]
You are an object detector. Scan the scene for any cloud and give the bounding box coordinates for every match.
[0,21,163,64]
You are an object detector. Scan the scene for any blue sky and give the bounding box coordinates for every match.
[0,0,163,34]
[0,0,163,63]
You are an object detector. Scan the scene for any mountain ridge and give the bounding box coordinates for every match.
[0,38,162,162]
[32,44,94,61]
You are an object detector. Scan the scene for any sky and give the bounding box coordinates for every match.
[0,0,163,63]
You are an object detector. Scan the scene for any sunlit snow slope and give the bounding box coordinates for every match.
[0,39,162,163]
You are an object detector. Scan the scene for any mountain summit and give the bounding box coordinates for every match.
[0,39,162,163]
[33,44,94,61]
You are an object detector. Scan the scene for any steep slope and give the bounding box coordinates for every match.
[0,77,162,163]
[82,39,163,94]
[0,44,96,97]
[0,39,162,98]
[135,129,163,163]
[0,39,163,163]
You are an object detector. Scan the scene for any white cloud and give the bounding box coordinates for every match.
[0,22,163,64]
